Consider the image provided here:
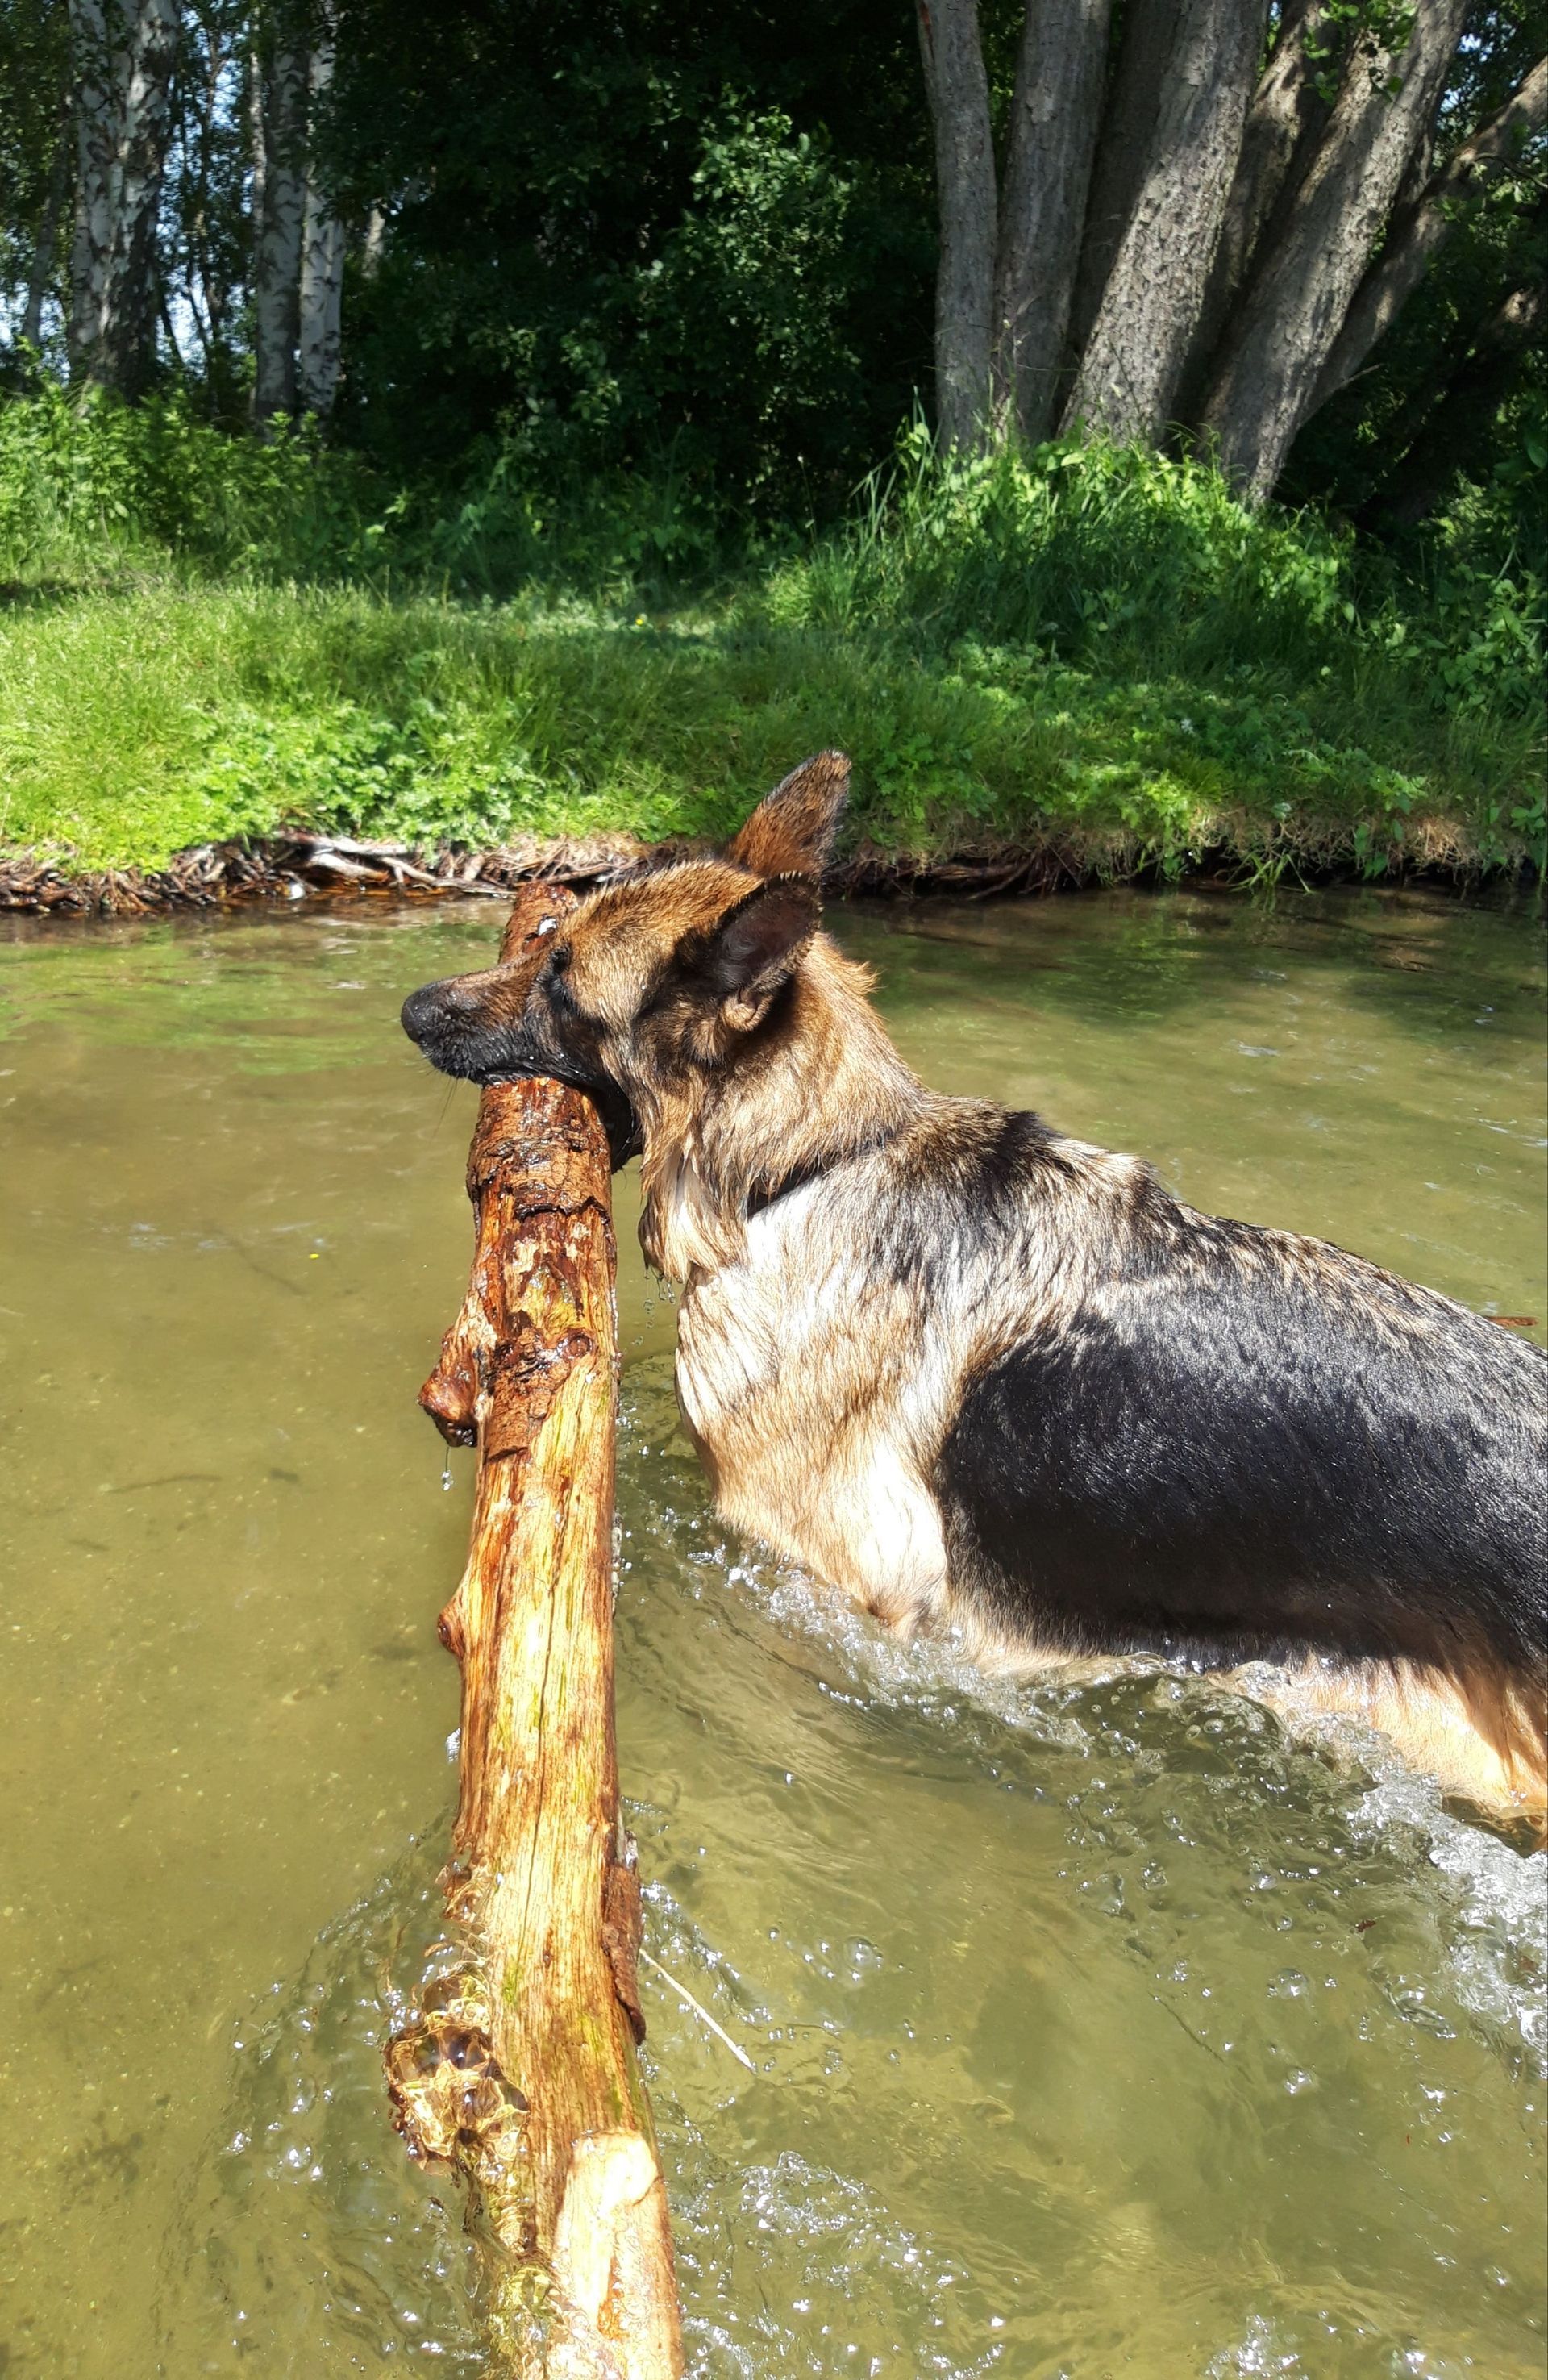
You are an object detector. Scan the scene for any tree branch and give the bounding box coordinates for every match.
[1179,0,1336,417]
[1311,52,1548,412]
[1197,0,1473,501]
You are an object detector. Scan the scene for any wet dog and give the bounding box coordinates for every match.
[402,755,1548,1836]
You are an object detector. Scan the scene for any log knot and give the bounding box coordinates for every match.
[484,1316,597,1460]
[385,2007,531,2180]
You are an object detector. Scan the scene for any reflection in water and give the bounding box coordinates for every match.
[0,886,1543,2378]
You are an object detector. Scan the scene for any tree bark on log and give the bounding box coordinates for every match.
[386,882,682,2379]
[67,0,181,393]
[298,8,345,417]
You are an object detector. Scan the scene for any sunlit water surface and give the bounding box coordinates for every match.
[0,885,1543,2379]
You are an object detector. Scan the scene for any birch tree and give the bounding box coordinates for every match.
[296,13,342,414]
[20,135,69,352]
[250,22,303,420]
[251,0,343,427]
[66,0,181,391]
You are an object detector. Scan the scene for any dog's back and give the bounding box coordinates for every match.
[929,1109,1546,1799]
[680,1098,1547,1828]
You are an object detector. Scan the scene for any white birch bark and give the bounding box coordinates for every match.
[67,0,181,391]
[1197,0,1473,498]
[252,35,306,424]
[916,0,997,448]
[1062,0,1267,444]
[992,0,1113,440]
[297,22,344,415]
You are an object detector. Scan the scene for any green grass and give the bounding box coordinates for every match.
[1,395,1542,882]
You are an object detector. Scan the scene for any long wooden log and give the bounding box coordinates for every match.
[386,884,682,2378]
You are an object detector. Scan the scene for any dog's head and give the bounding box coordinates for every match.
[400,752,849,1165]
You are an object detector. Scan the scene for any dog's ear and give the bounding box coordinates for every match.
[726,751,850,880]
[693,875,820,1032]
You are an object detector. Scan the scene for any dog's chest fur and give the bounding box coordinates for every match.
[673,1182,959,1638]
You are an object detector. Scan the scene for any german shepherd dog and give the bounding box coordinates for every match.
[403,755,1548,1838]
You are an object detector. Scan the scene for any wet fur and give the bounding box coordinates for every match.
[402,754,1548,1837]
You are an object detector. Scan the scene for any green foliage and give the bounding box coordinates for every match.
[0,383,390,577]
[326,0,932,505]
[627,113,867,505]
[0,394,1539,879]
[0,0,69,373]
[771,427,1360,672]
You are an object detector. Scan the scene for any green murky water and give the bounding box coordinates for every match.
[0,885,1543,2379]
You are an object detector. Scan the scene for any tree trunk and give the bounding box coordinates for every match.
[1065,0,1184,362]
[252,34,306,425]
[992,0,1113,441]
[1062,0,1267,443]
[1197,0,1472,499]
[386,884,682,2380]
[915,0,997,447]
[67,0,181,393]
[1178,0,1334,418]
[1309,53,1548,415]
[297,24,343,415]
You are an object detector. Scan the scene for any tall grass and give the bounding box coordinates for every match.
[0,392,1541,879]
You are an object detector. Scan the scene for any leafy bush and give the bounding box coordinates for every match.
[0,394,1540,879]
[0,382,401,581]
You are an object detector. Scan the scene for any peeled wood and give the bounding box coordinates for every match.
[386,883,682,2378]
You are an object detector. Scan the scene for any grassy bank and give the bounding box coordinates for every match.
[2,398,1542,886]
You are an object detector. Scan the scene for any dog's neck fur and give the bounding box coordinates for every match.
[636,934,926,1281]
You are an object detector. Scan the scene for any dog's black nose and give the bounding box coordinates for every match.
[401,982,458,1044]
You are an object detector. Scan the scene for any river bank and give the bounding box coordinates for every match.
[3,426,1540,907]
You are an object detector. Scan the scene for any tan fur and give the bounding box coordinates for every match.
[726,750,851,878]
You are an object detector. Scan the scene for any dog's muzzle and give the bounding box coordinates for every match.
[399,978,506,1080]
[400,977,640,1169]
